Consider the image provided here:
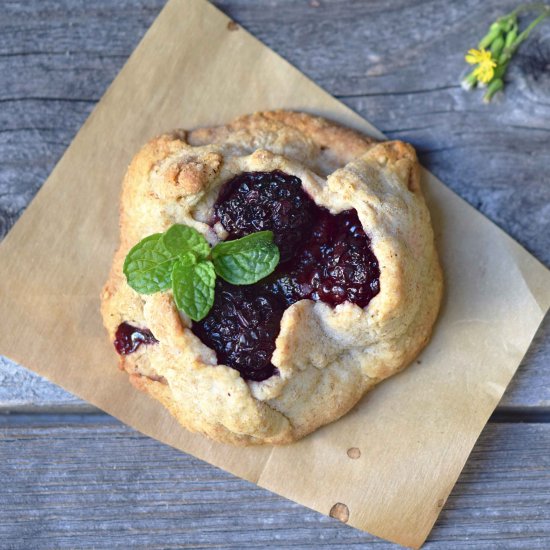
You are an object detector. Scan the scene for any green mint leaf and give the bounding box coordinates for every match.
[123,234,179,294]
[171,256,216,321]
[211,231,280,285]
[162,224,210,259]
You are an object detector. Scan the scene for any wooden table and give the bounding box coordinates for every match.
[2,1,550,547]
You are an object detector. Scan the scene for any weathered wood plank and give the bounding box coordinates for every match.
[0,0,549,409]
[0,417,549,548]
[2,0,549,259]
[0,357,92,411]
[220,0,550,263]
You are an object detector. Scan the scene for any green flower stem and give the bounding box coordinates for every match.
[485,3,549,56]
[462,70,479,90]
[478,26,503,49]
[505,26,518,48]
[490,34,505,57]
[493,60,510,81]
[484,78,504,103]
[514,10,549,46]
[466,3,550,102]
[498,10,548,64]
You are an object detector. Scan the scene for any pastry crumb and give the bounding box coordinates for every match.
[330,502,349,523]
[347,447,361,459]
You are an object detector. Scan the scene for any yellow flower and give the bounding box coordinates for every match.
[465,48,497,83]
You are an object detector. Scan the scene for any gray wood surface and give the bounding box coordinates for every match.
[1,417,550,549]
[1,0,550,409]
[1,0,550,547]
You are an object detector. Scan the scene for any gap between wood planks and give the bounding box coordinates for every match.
[1,408,550,427]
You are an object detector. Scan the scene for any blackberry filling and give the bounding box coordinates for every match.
[267,209,380,307]
[192,171,380,382]
[215,170,314,262]
[192,281,284,382]
[114,322,158,355]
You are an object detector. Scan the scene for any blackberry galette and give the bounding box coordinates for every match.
[101,111,442,445]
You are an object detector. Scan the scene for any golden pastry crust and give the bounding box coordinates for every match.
[100,111,443,445]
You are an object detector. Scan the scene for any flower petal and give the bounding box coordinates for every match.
[479,49,491,61]
[473,62,495,83]
[465,49,482,64]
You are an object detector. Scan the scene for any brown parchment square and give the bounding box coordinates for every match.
[1,1,549,547]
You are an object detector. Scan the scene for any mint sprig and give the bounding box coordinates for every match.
[123,224,280,321]
[123,234,178,294]
[164,224,210,259]
[172,253,216,322]
[212,231,280,285]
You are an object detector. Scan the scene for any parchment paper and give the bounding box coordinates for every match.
[1,0,550,547]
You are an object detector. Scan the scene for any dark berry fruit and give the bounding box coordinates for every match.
[192,281,284,381]
[214,170,315,262]
[114,322,158,355]
[194,171,380,382]
[270,209,380,307]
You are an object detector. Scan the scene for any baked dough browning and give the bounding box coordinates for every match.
[100,111,443,445]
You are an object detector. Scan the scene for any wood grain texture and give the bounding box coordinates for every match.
[1,0,549,409]
[1,2,550,546]
[0,357,92,411]
[0,416,549,549]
